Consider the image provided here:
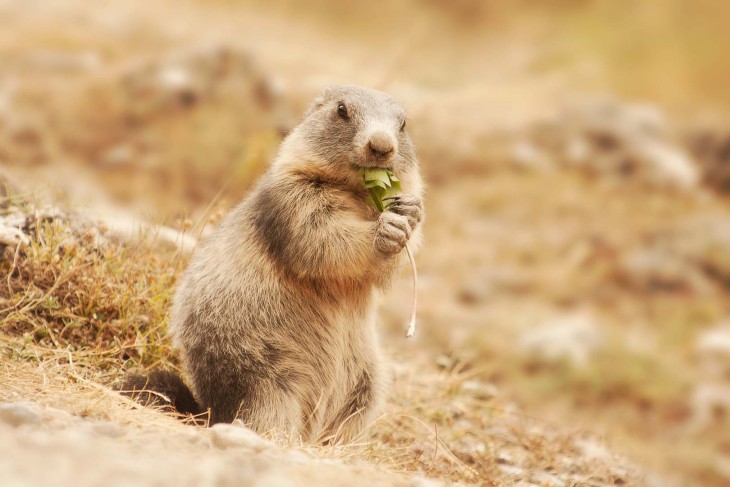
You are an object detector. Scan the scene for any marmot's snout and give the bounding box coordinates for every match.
[366,131,397,164]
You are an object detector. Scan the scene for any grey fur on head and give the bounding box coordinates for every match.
[296,85,417,173]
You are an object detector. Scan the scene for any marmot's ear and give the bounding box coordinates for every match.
[303,86,336,118]
[304,96,326,118]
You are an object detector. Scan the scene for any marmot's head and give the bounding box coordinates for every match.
[291,85,418,179]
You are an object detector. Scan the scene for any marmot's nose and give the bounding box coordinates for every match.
[368,133,395,158]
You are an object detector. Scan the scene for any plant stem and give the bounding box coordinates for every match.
[404,244,417,338]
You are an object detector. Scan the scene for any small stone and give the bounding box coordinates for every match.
[461,380,498,401]
[519,313,603,366]
[498,464,526,479]
[575,437,613,461]
[531,469,564,486]
[250,470,295,487]
[90,421,125,438]
[0,209,29,246]
[158,65,192,90]
[435,354,454,370]
[0,222,28,246]
[209,423,271,451]
[634,140,698,189]
[690,383,730,429]
[619,246,705,294]
[409,475,445,487]
[0,403,41,427]
[281,449,310,464]
[458,270,529,304]
[696,323,730,363]
[99,144,135,168]
[511,140,552,171]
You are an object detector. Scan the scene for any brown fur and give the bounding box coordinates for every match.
[166,85,424,442]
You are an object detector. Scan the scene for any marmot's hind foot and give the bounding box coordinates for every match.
[120,369,204,419]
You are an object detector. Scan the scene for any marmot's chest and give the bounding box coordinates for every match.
[306,305,376,435]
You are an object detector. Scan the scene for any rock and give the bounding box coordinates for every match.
[510,139,552,171]
[92,210,198,253]
[696,324,730,367]
[633,139,699,189]
[686,219,730,288]
[497,464,526,481]
[89,421,126,438]
[519,99,700,190]
[458,270,530,304]
[99,144,136,168]
[690,383,730,429]
[618,216,730,295]
[618,246,707,294]
[690,324,730,429]
[0,209,26,228]
[120,45,282,120]
[209,423,272,452]
[688,129,730,193]
[409,476,445,487]
[250,470,296,487]
[0,403,41,427]
[695,323,730,381]
[279,449,311,465]
[666,217,730,291]
[461,380,499,401]
[0,219,29,246]
[519,313,603,366]
[530,470,564,486]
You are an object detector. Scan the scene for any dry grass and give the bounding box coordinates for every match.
[0,200,643,486]
[0,204,182,373]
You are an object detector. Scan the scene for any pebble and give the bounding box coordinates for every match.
[519,312,603,366]
[461,380,499,401]
[409,476,445,487]
[209,423,272,452]
[90,421,126,438]
[0,403,41,427]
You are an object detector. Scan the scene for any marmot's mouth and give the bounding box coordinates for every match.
[356,166,401,212]
[353,163,393,172]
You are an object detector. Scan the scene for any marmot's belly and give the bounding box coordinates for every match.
[180,296,374,435]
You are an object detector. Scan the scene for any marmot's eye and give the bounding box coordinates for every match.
[400,119,407,131]
[337,103,349,119]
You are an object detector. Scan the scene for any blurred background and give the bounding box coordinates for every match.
[2,0,729,484]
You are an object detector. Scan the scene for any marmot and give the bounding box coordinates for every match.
[124,85,424,443]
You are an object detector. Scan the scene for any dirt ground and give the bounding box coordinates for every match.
[2,1,730,485]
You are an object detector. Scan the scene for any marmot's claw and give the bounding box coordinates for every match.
[385,194,423,231]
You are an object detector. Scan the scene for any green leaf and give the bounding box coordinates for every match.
[383,179,401,201]
[368,186,386,211]
[360,167,402,212]
[364,179,389,190]
[364,168,391,186]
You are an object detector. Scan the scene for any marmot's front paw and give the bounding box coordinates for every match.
[384,194,423,232]
[375,211,411,255]
[374,195,423,256]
